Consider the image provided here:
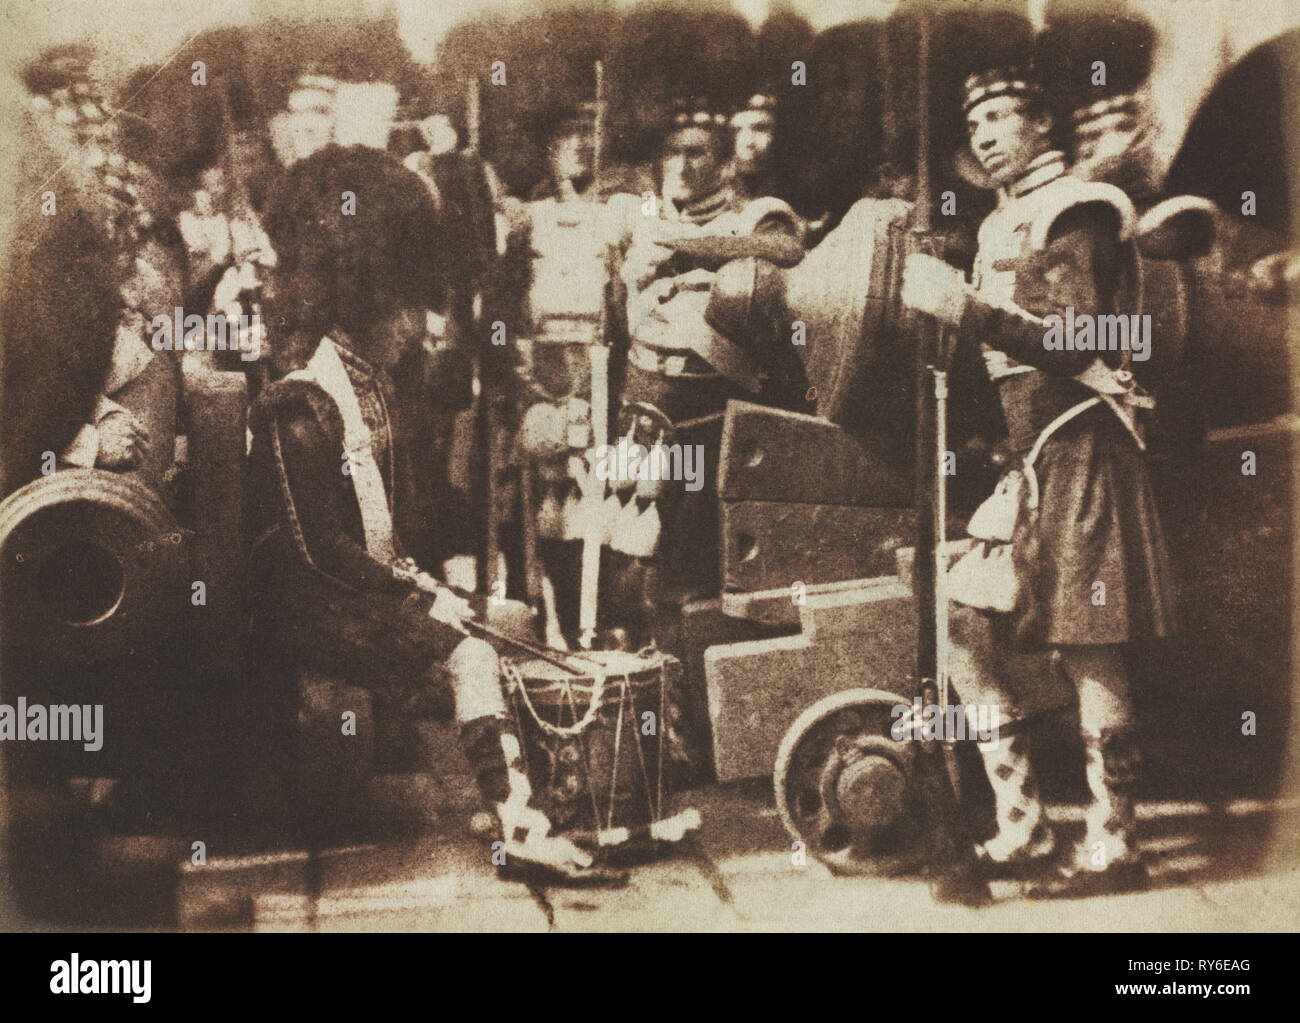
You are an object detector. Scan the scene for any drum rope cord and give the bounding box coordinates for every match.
[503,657,611,738]
[503,652,672,835]
[613,678,660,828]
[557,681,607,826]
[606,680,628,831]
[502,648,664,741]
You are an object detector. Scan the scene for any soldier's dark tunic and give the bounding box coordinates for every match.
[246,337,463,692]
[959,153,1178,650]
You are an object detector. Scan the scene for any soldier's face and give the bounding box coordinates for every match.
[733,116,775,175]
[549,131,592,184]
[662,127,722,203]
[369,306,427,370]
[966,96,1051,185]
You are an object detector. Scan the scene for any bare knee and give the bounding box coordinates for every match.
[1058,644,1133,731]
[448,636,498,679]
[447,638,505,723]
[1058,644,1128,688]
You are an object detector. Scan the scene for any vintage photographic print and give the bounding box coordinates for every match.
[0,0,1296,960]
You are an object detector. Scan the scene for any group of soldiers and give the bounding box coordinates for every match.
[248,90,816,886]
[5,7,1261,900]
[238,58,1181,896]
[490,92,810,652]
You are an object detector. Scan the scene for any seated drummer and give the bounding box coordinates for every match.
[245,144,617,885]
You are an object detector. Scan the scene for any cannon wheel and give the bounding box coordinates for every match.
[774,687,925,876]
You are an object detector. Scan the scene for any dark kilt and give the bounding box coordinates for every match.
[1011,405,1178,650]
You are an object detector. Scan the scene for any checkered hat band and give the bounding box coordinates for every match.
[731,109,775,128]
[963,79,1037,114]
[1076,110,1139,140]
[1071,93,1139,126]
[672,111,728,128]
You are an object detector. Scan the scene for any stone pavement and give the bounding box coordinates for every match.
[170,783,1300,933]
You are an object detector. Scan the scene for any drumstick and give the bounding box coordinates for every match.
[568,808,702,848]
[463,617,600,675]
[539,573,568,651]
[393,559,602,674]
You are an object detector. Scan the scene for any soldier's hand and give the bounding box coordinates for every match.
[429,586,475,631]
[496,195,530,242]
[441,555,478,593]
[517,402,569,458]
[902,252,970,327]
[667,268,715,295]
[626,241,676,290]
[95,410,151,470]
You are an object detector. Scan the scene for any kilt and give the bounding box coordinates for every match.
[1010,405,1178,650]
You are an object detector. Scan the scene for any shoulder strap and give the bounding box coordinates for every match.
[731,195,800,236]
[1026,397,1103,469]
[250,376,343,573]
[285,339,397,563]
[1022,397,1103,510]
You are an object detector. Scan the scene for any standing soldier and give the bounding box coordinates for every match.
[605,98,806,658]
[902,63,1178,896]
[619,98,805,430]
[500,96,642,643]
[1040,5,1219,530]
[527,102,653,203]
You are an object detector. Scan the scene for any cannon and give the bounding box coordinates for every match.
[0,469,188,667]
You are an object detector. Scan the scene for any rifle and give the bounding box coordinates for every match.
[907,8,992,907]
[576,60,610,650]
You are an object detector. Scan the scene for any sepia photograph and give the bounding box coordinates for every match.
[0,0,1296,982]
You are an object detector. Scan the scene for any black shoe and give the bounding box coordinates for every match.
[930,865,994,907]
[1024,858,1150,900]
[497,857,630,888]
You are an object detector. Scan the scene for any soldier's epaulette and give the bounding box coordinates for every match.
[1135,195,1218,261]
[736,195,800,234]
[1028,178,1137,251]
[250,374,345,448]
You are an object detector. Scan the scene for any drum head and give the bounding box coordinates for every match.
[507,649,664,706]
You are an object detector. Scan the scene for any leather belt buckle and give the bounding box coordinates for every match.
[631,343,719,379]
